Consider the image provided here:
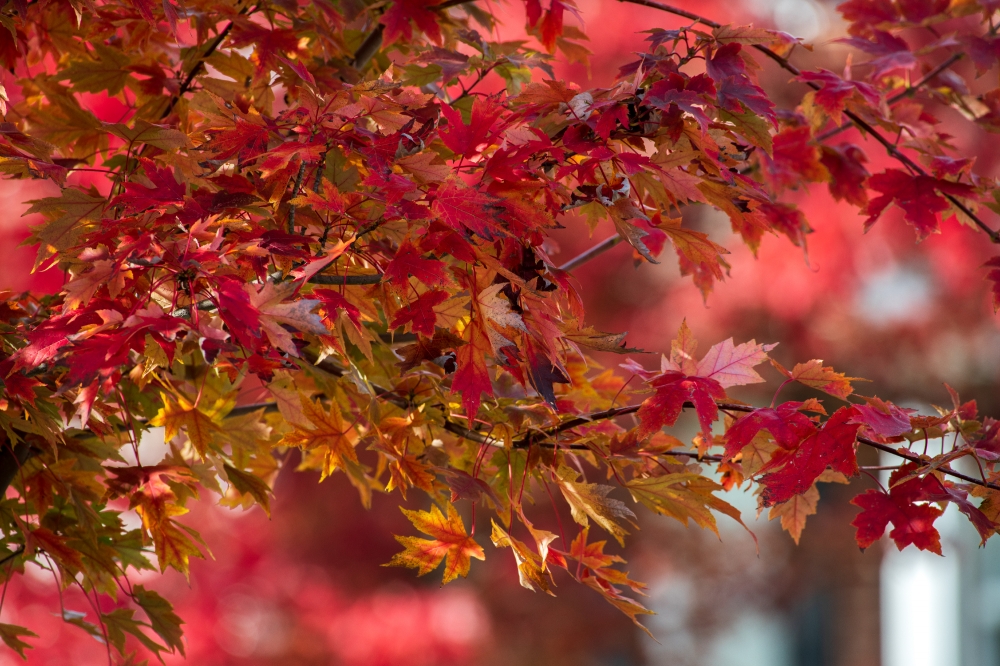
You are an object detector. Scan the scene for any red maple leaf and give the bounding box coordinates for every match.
[764,126,829,191]
[431,180,509,241]
[2,371,41,406]
[644,73,716,133]
[838,30,916,79]
[707,44,776,127]
[229,22,302,74]
[313,289,362,329]
[864,169,978,240]
[12,311,96,371]
[452,319,493,422]
[849,463,973,554]
[524,0,542,26]
[118,166,185,213]
[215,277,262,350]
[596,105,630,140]
[208,118,271,163]
[759,202,812,250]
[798,70,881,125]
[381,0,443,45]
[820,144,869,206]
[965,34,1000,75]
[539,0,565,52]
[723,402,818,459]
[850,397,915,439]
[439,96,505,158]
[897,0,949,22]
[636,372,725,442]
[383,240,454,288]
[389,290,448,336]
[838,0,899,33]
[852,490,943,554]
[759,407,861,507]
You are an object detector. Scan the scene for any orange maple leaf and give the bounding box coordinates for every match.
[772,358,866,400]
[386,503,485,584]
[279,397,360,481]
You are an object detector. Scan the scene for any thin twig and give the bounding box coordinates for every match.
[0,547,24,568]
[558,234,623,271]
[287,160,309,234]
[859,438,1000,491]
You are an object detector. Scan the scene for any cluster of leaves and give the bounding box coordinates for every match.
[1,0,1000,659]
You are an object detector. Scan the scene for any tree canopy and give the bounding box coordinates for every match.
[0,0,999,660]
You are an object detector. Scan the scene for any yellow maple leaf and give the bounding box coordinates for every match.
[386,503,484,584]
[491,520,554,595]
[768,484,820,545]
[279,396,359,481]
[557,466,636,546]
[151,520,204,578]
[150,393,228,456]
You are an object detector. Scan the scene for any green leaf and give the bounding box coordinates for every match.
[718,107,773,156]
[133,585,184,656]
[103,120,190,151]
[323,147,359,192]
[59,609,102,639]
[223,463,273,515]
[103,608,165,658]
[23,186,106,269]
[0,623,37,660]
[556,466,636,546]
[400,64,443,87]
[61,43,133,96]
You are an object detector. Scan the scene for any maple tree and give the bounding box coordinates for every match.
[0,0,999,660]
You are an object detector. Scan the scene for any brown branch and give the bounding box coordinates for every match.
[558,234,623,271]
[0,546,25,568]
[513,397,1000,491]
[617,0,1000,244]
[308,273,384,285]
[307,228,622,286]
[350,25,384,70]
[159,8,250,121]
[68,382,1000,493]
[815,16,1000,144]
[286,160,309,234]
[859,437,1000,491]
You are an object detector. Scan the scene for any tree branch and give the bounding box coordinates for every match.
[513,398,1000,491]
[307,229,623,286]
[558,234,623,271]
[0,546,25,568]
[159,8,249,120]
[308,273,384,285]
[286,159,309,234]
